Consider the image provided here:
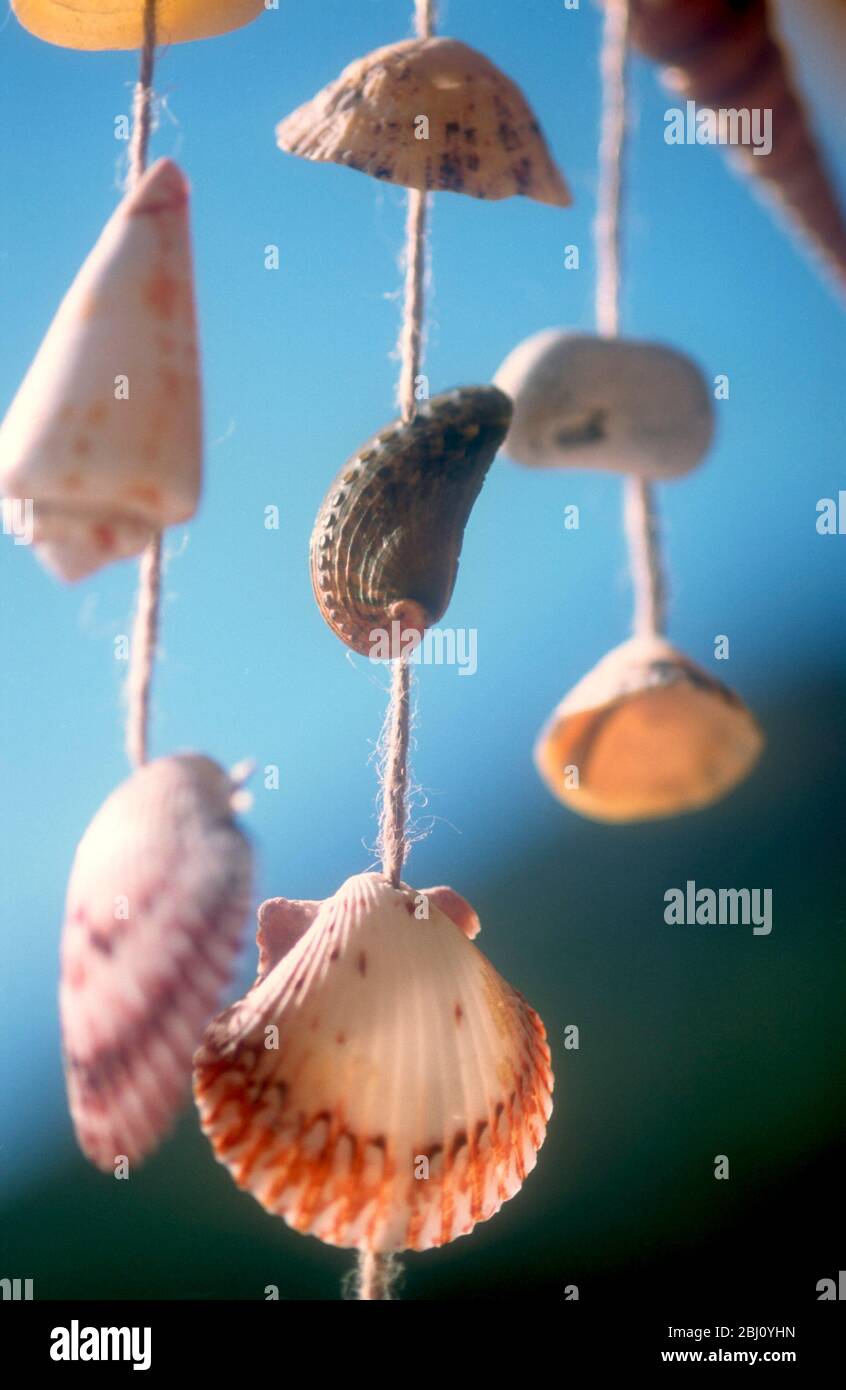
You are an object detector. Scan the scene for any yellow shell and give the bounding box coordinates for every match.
[11,0,265,49]
[277,37,570,205]
[535,635,764,823]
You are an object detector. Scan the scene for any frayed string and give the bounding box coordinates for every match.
[350,0,440,1304]
[596,0,666,636]
[124,0,163,767]
[345,1251,403,1302]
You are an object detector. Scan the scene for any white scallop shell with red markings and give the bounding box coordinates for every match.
[193,872,553,1252]
[60,754,252,1171]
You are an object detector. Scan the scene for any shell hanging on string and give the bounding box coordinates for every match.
[494,330,714,479]
[534,635,764,822]
[60,755,253,1171]
[194,872,552,1253]
[0,159,202,582]
[277,37,571,205]
[624,0,846,294]
[311,386,512,657]
[11,0,265,48]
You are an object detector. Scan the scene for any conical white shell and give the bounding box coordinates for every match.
[12,1,265,49]
[494,331,714,479]
[535,635,764,822]
[60,755,252,1171]
[0,159,202,582]
[277,38,570,206]
[194,873,552,1253]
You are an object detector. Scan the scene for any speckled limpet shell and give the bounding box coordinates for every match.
[277,37,570,206]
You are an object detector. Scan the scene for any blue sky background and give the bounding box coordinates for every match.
[1,0,844,1194]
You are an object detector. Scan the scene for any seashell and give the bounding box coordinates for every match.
[60,754,252,1171]
[535,635,764,822]
[11,0,265,49]
[310,386,512,657]
[194,872,552,1253]
[494,330,714,479]
[0,159,202,582]
[276,38,570,206]
[625,0,846,294]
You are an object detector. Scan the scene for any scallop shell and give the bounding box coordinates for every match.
[0,159,202,582]
[11,0,265,48]
[194,872,552,1253]
[626,0,846,294]
[276,37,570,206]
[535,635,764,822]
[494,331,714,479]
[60,755,252,1170]
[311,386,512,657]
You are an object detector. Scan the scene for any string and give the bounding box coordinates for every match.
[357,0,438,1307]
[355,1250,401,1301]
[396,0,435,419]
[376,0,438,892]
[377,652,413,888]
[596,0,666,637]
[125,0,163,768]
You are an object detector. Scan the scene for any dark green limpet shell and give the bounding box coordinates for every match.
[310,386,512,657]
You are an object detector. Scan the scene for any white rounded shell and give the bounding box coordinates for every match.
[494,330,714,478]
[60,754,252,1170]
[194,872,553,1252]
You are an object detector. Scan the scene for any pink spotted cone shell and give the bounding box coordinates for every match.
[0,159,202,581]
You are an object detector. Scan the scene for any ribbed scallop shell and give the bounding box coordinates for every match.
[310,386,512,656]
[12,0,265,49]
[494,331,714,479]
[535,635,764,822]
[60,755,252,1170]
[0,159,202,582]
[194,873,553,1253]
[277,37,570,206]
[626,0,846,295]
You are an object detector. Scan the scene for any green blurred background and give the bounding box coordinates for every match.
[4,675,845,1302]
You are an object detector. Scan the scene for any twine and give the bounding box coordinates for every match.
[596,0,666,637]
[395,0,435,421]
[125,0,163,768]
[356,1250,401,1301]
[377,0,438,892]
[357,0,439,1308]
[377,651,413,888]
